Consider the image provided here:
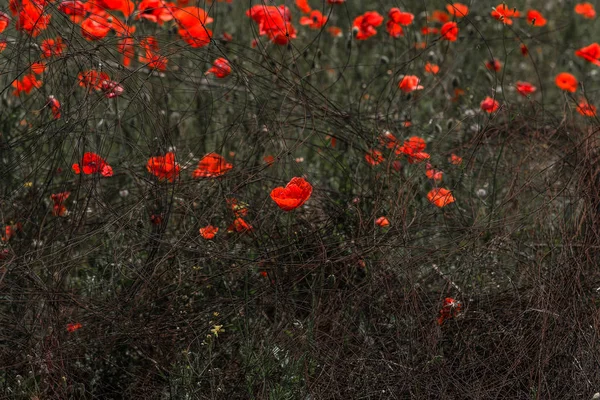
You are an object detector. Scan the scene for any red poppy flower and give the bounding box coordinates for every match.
[192,153,233,178]
[87,0,135,17]
[30,62,45,75]
[555,72,578,92]
[199,225,218,239]
[388,8,414,25]
[575,3,596,19]
[139,37,168,71]
[58,0,86,17]
[575,43,600,66]
[396,136,430,164]
[205,58,231,78]
[577,99,597,117]
[11,74,42,96]
[526,9,547,26]
[0,41,6,53]
[327,26,342,37]
[449,154,463,165]
[424,62,440,75]
[429,10,449,23]
[398,136,424,153]
[480,96,500,113]
[386,21,404,37]
[379,131,398,149]
[73,152,113,177]
[485,59,502,71]
[51,191,70,216]
[15,0,51,37]
[78,70,110,91]
[174,7,214,28]
[295,0,311,13]
[352,11,384,40]
[81,14,112,41]
[227,217,252,232]
[421,26,440,35]
[446,3,469,17]
[147,152,180,182]
[425,163,443,182]
[0,12,9,34]
[117,37,135,67]
[67,322,82,332]
[491,4,520,25]
[300,10,327,29]
[440,21,459,41]
[246,5,295,45]
[150,214,163,225]
[47,95,61,119]
[398,75,424,93]
[41,37,66,58]
[421,26,439,35]
[375,216,390,227]
[137,0,175,24]
[246,4,290,27]
[270,177,313,211]
[437,297,461,325]
[175,7,214,48]
[520,44,528,56]
[262,155,275,166]
[516,81,536,96]
[2,223,22,242]
[364,149,384,166]
[427,188,455,208]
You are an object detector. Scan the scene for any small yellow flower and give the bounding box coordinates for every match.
[24,182,33,187]
[213,312,219,317]
[211,325,224,337]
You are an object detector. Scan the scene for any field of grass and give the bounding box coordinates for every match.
[1,0,600,398]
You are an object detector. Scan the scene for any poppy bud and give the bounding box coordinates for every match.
[303,49,309,58]
[447,120,453,130]
[435,124,442,134]
[452,77,460,87]
[327,274,335,286]
[380,55,389,64]
[316,48,322,58]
